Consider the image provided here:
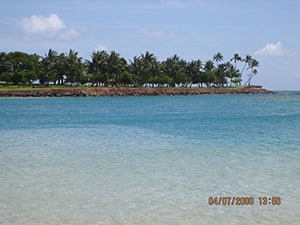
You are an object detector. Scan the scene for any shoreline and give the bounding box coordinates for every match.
[0,86,273,97]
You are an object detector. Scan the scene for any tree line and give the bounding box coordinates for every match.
[0,49,259,87]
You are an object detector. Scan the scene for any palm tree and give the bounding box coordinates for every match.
[148,59,161,87]
[46,49,58,58]
[241,55,252,75]
[213,52,223,66]
[244,59,259,86]
[225,61,241,87]
[204,60,214,72]
[86,50,109,86]
[215,63,228,87]
[29,53,41,85]
[230,53,242,70]
[162,55,187,87]
[64,49,83,85]
[141,51,155,64]
[55,53,67,85]
[107,51,126,87]
[129,56,145,87]
[141,51,156,86]
[41,49,58,85]
[187,60,202,86]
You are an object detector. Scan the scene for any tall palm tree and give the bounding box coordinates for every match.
[225,61,241,87]
[56,53,66,85]
[129,56,145,86]
[141,51,155,64]
[214,63,228,87]
[204,60,214,72]
[244,59,259,86]
[30,53,41,85]
[187,59,202,86]
[213,52,223,66]
[241,55,252,75]
[86,50,109,86]
[148,58,161,87]
[141,51,156,86]
[107,51,126,87]
[65,49,83,85]
[162,55,187,87]
[230,53,242,70]
[41,49,58,85]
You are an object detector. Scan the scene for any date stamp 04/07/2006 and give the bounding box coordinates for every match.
[208,196,281,206]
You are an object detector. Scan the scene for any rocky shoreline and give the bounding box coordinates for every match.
[0,86,273,97]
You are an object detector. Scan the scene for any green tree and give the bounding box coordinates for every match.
[107,51,119,86]
[244,59,259,86]
[148,58,161,87]
[201,71,217,87]
[107,51,127,87]
[186,60,202,86]
[0,52,9,76]
[64,49,84,85]
[230,53,242,70]
[120,71,134,86]
[129,56,145,86]
[162,55,188,87]
[225,62,241,87]
[214,63,229,87]
[241,55,252,75]
[0,49,258,88]
[86,50,109,86]
[213,52,223,66]
[1,52,40,84]
[140,51,156,86]
[204,60,214,72]
[41,49,58,85]
[55,53,67,85]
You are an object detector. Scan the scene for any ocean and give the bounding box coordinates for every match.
[0,93,300,224]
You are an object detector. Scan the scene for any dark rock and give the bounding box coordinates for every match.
[0,86,273,97]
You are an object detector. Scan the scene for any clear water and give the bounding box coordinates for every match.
[0,94,300,225]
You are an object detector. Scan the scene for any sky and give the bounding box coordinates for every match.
[0,0,299,90]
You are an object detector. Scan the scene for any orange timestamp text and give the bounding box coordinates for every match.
[208,196,281,206]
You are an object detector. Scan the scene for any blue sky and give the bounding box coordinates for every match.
[0,0,299,90]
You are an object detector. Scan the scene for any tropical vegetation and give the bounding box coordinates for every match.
[0,50,259,88]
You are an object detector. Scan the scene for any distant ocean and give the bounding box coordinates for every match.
[1,93,300,224]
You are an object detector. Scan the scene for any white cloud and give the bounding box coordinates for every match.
[255,41,286,56]
[60,28,80,40]
[19,14,81,41]
[21,14,65,34]
[141,28,174,38]
[95,44,107,51]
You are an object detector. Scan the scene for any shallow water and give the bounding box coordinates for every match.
[0,94,300,224]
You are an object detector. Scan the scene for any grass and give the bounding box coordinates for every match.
[0,84,82,91]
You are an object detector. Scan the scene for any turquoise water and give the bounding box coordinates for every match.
[0,94,300,224]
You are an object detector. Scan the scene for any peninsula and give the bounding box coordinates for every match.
[1,50,269,97]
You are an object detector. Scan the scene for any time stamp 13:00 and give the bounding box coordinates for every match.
[208,196,281,206]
